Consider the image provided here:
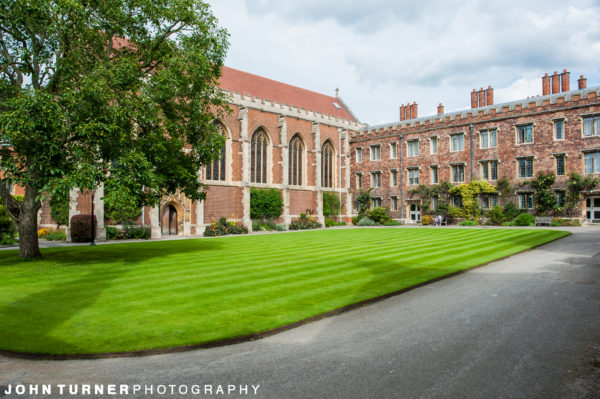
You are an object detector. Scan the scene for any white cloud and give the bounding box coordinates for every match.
[207,0,600,125]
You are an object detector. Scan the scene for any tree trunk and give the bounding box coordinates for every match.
[18,186,42,259]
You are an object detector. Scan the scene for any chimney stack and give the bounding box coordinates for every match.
[560,69,570,92]
[542,73,551,96]
[551,71,560,94]
[471,89,478,109]
[405,104,412,120]
[478,87,486,107]
[437,103,444,115]
[399,104,405,121]
[411,102,418,119]
[485,86,494,106]
[578,75,587,90]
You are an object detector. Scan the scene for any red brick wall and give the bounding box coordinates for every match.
[204,185,243,223]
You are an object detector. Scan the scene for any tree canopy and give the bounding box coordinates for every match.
[0,0,229,257]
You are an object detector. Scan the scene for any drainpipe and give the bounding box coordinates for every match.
[469,124,474,181]
[338,132,342,223]
[399,134,404,220]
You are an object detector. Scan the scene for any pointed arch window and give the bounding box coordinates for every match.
[206,122,226,181]
[251,129,269,183]
[321,141,334,188]
[289,134,304,186]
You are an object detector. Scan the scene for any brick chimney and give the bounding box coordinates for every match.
[551,71,560,94]
[560,69,570,92]
[478,87,485,107]
[399,104,405,121]
[578,75,587,90]
[485,86,494,105]
[405,104,412,120]
[437,103,444,115]
[542,73,551,96]
[410,102,418,119]
[471,89,478,109]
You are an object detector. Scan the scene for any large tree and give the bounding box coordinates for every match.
[0,0,229,258]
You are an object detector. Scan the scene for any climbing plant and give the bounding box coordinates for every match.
[449,180,497,220]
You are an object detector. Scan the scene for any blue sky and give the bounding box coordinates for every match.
[207,0,600,125]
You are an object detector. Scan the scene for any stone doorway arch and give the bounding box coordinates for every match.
[161,202,183,235]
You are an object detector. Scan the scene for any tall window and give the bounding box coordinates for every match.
[450,134,464,152]
[583,115,600,137]
[556,191,565,207]
[356,148,362,163]
[585,152,600,174]
[356,173,362,189]
[554,120,564,140]
[518,193,534,209]
[431,166,439,184]
[517,124,534,144]
[407,140,419,157]
[390,196,398,211]
[481,161,498,181]
[430,137,438,154]
[556,154,565,176]
[518,158,534,178]
[451,164,465,183]
[408,169,419,185]
[206,122,226,181]
[321,141,334,188]
[390,170,398,187]
[370,145,381,161]
[371,198,382,208]
[289,134,304,186]
[371,171,381,188]
[480,129,497,148]
[251,129,269,183]
[390,142,397,159]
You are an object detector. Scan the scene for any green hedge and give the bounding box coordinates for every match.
[250,188,283,219]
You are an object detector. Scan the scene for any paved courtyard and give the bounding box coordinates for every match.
[0,227,599,398]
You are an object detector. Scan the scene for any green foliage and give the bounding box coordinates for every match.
[357,217,376,226]
[449,180,496,220]
[49,188,70,228]
[366,207,392,224]
[496,177,514,202]
[204,218,248,237]
[252,219,277,231]
[352,216,361,225]
[446,206,465,222]
[323,192,341,218]
[105,224,151,240]
[530,172,556,215]
[0,1,229,257]
[250,188,283,220]
[565,173,599,218]
[44,230,67,241]
[12,195,24,202]
[324,219,346,228]
[485,205,505,225]
[0,204,16,240]
[502,221,515,226]
[289,214,321,230]
[355,188,373,214]
[503,202,522,221]
[421,215,434,225]
[513,213,535,226]
[275,224,287,231]
[459,220,479,226]
[409,181,452,216]
[550,218,581,227]
[106,226,119,240]
[384,221,402,226]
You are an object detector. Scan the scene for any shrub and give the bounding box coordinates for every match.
[384,221,402,226]
[513,213,535,226]
[367,207,392,224]
[45,230,66,241]
[0,233,16,245]
[126,225,151,239]
[106,226,119,240]
[70,214,97,243]
[252,219,277,231]
[485,205,505,225]
[250,188,283,219]
[205,219,249,236]
[357,217,375,226]
[275,224,287,231]
[550,218,581,227]
[323,192,341,218]
[421,215,434,225]
[502,221,515,226]
[325,218,335,227]
[352,216,361,225]
[503,202,521,221]
[459,220,478,226]
[37,228,52,238]
[446,206,464,222]
[289,218,321,230]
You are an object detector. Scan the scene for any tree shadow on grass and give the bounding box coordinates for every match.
[0,239,225,355]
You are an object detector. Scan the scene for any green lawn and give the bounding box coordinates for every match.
[0,228,569,355]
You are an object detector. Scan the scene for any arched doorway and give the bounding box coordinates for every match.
[162,205,178,235]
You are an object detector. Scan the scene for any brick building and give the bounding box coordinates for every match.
[18,68,600,238]
[55,66,363,239]
[351,70,600,223]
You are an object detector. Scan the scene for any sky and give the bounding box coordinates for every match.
[206,0,600,126]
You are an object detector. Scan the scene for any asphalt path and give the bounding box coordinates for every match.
[1,227,599,399]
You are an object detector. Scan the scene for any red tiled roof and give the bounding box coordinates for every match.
[218,66,357,122]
